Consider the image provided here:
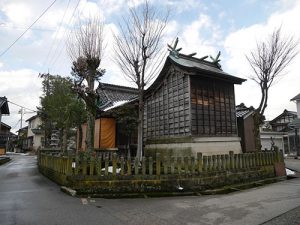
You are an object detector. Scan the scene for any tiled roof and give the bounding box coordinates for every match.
[236,103,255,118]
[146,53,246,95]
[0,122,11,129]
[291,93,300,101]
[25,114,39,122]
[0,97,9,115]
[96,83,138,111]
[289,118,300,128]
[270,109,297,124]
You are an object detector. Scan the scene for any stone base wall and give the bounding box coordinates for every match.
[68,166,277,196]
[38,150,285,197]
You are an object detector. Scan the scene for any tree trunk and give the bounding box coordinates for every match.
[78,125,83,150]
[62,127,68,153]
[253,112,262,151]
[86,72,95,153]
[86,111,95,153]
[136,90,144,161]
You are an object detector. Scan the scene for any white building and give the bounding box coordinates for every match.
[290,93,300,156]
[26,115,44,152]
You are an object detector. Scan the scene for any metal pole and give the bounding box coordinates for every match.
[20,107,23,129]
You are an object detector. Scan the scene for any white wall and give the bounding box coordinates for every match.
[260,131,284,151]
[296,100,300,118]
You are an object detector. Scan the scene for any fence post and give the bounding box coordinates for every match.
[184,157,189,175]
[203,156,207,172]
[248,153,252,168]
[67,156,72,175]
[149,157,153,175]
[75,156,79,175]
[127,157,131,175]
[90,157,95,176]
[261,152,266,166]
[229,151,234,170]
[142,157,146,175]
[233,154,238,170]
[177,157,182,174]
[156,153,161,176]
[254,153,258,167]
[220,155,225,171]
[96,157,102,175]
[120,157,125,176]
[191,156,195,175]
[163,156,168,175]
[217,155,221,171]
[207,156,212,172]
[197,152,203,173]
[112,153,117,176]
[212,155,216,171]
[134,157,139,175]
[104,156,109,176]
[170,157,175,174]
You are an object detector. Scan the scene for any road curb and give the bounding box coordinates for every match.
[61,186,77,197]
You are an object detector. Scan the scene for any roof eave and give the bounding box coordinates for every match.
[169,55,246,85]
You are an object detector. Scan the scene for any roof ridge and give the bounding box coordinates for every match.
[177,53,221,69]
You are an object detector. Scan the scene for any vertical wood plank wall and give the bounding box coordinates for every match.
[144,66,191,140]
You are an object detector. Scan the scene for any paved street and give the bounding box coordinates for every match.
[285,158,300,172]
[1,154,300,225]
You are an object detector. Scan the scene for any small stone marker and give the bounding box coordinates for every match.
[81,198,88,205]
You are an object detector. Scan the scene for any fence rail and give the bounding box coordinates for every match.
[38,150,284,178]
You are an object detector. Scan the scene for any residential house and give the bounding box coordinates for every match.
[17,126,29,152]
[269,110,297,132]
[26,115,44,152]
[0,97,10,155]
[0,122,11,155]
[289,93,300,156]
[259,109,297,153]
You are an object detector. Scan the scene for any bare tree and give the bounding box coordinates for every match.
[67,17,105,153]
[113,1,169,160]
[246,27,298,150]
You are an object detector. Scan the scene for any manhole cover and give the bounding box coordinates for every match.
[96,206,102,208]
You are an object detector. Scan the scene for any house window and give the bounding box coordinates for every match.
[191,78,237,136]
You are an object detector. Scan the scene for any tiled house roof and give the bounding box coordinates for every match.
[96,83,138,111]
[290,93,300,101]
[236,103,255,118]
[0,97,9,115]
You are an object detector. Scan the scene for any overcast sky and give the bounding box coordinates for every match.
[0,0,299,133]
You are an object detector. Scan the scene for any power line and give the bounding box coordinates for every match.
[0,0,57,58]
[48,0,82,71]
[7,100,36,113]
[0,97,36,113]
[0,24,56,32]
[43,0,71,69]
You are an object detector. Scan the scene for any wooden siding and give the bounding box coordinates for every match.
[144,67,191,140]
[190,77,237,136]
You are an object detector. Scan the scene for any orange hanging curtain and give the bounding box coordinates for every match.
[79,118,116,151]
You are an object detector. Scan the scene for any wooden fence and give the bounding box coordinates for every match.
[38,150,284,178]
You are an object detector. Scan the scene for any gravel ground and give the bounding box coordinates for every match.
[261,206,300,225]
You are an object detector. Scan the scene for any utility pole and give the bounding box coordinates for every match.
[18,107,24,130]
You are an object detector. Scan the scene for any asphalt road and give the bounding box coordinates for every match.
[1,154,300,225]
[285,158,300,172]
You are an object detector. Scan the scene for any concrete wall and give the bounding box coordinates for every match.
[260,131,285,151]
[145,136,242,157]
